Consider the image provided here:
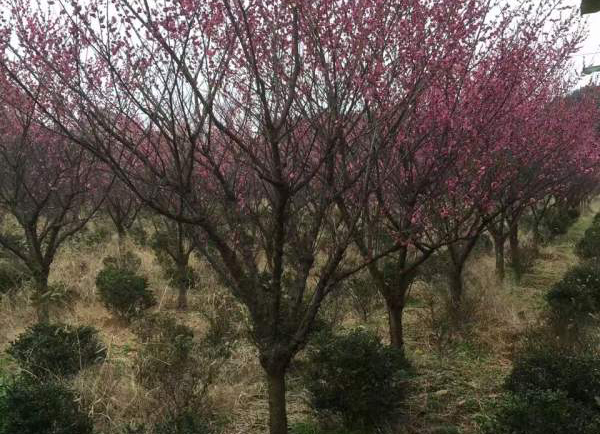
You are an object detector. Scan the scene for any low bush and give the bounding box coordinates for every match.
[7,323,106,379]
[119,412,214,434]
[545,263,600,337]
[542,205,579,238]
[153,411,213,434]
[133,314,217,419]
[482,346,600,434]
[482,389,600,434]
[0,377,94,434]
[506,350,600,404]
[575,221,600,259]
[304,328,411,428]
[289,421,366,434]
[96,264,155,320]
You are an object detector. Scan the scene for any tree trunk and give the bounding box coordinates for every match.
[509,222,521,283]
[493,234,505,281]
[449,267,463,310]
[448,265,464,330]
[387,301,405,350]
[177,283,188,310]
[265,367,288,434]
[383,276,412,352]
[531,219,542,250]
[116,226,126,258]
[175,261,188,310]
[34,273,50,323]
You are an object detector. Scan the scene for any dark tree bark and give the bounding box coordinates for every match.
[384,270,417,350]
[494,239,505,281]
[509,220,521,283]
[488,215,508,282]
[265,366,288,434]
[33,269,50,323]
[152,219,195,311]
[447,235,480,329]
[386,296,405,349]
[174,261,189,310]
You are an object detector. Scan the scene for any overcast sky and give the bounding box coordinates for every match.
[566,0,600,86]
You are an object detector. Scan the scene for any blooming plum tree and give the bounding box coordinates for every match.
[0,0,598,432]
[0,86,103,322]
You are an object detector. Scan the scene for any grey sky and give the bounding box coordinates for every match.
[567,0,600,85]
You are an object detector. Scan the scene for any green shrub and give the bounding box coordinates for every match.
[0,378,94,434]
[482,390,600,434]
[542,205,579,238]
[119,412,213,434]
[7,323,106,379]
[304,328,411,428]
[289,422,366,434]
[575,222,600,259]
[568,206,581,221]
[482,348,600,434]
[506,350,600,405]
[133,314,216,417]
[153,411,213,434]
[545,263,600,332]
[96,265,155,320]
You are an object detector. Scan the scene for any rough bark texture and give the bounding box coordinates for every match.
[386,295,406,350]
[263,362,289,434]
[175,262,189,310]
[509,222,521,283]
[531,220,542,250]
[448,265,464,328]
[34,272,50,323]
[447,235,481,330]
[492,234,505,281]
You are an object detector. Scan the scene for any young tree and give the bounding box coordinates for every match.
[1,1,597,432]
[0,87,102,322]
[347,0,590,343]
[0,1,421,432]
[105,177,142,253]
[150,215,195,310]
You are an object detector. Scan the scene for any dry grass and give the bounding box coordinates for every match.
[0,203,597,434]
